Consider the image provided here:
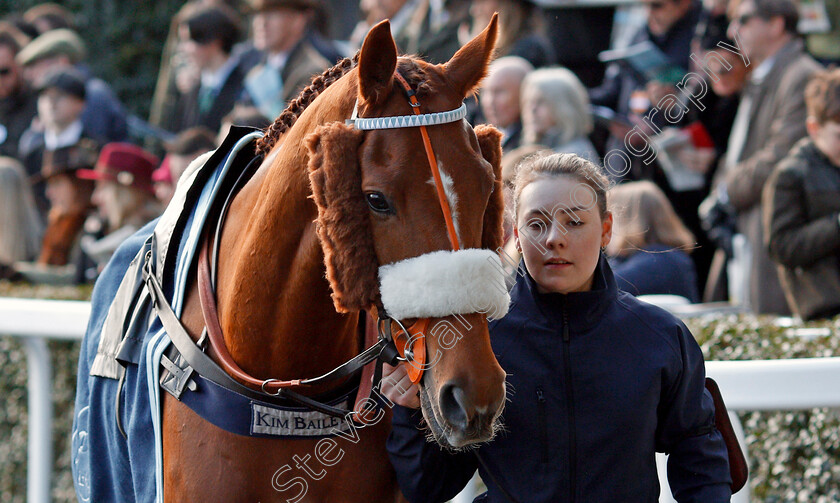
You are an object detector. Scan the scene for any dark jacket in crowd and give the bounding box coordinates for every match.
[611,244,700,302]
[764,138,840,320]
[79,70,129,145]
[0,85,37,160]
[172,58,249,134]
[387,256,731,503]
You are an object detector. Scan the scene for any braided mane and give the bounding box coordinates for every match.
[255,54,359,156]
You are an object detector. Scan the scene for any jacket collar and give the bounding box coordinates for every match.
[512,253,618,333]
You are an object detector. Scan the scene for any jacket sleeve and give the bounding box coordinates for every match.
[763,165,840,268]
[724,63,814,212]
[386,405,479,503]
[656,324,732,503]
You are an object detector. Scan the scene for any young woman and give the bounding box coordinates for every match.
[608,180,700,302]
[383,153,731,502]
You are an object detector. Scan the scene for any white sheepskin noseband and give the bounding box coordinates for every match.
[378,248,511,320]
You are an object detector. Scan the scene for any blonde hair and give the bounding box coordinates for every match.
[521,67,593,147]
[608,181,695,256]
[0,158,44,263]
[513,152,609,220]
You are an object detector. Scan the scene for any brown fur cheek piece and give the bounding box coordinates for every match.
[475,124,504,252]
[305,122,380,312]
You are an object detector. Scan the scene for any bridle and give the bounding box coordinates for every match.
[194,70,469,418]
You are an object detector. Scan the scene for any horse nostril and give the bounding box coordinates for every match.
[439,382,472,430]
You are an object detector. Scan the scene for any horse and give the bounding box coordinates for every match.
[73,16,509,503]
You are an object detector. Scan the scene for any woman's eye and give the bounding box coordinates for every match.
[569,220,583,227]
[365,192,392,214]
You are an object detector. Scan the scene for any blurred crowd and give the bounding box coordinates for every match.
[0,0,837,321]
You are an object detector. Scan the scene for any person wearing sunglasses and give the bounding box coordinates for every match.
[708,0,822,315]
[0,23,37,163]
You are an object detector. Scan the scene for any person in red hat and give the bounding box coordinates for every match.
[76,142,162,276]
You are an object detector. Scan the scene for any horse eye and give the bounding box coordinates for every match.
[365,192,392,214]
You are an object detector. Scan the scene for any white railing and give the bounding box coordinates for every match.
[0,298,838,503]
[0,298,90,503]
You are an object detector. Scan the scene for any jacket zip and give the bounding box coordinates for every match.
[562,304,577,503]
[536,386,548,464]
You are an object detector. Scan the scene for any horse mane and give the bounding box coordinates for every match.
[255,54,359,156]
[255,55,434,156]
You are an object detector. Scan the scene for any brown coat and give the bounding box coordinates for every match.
[37,209,87,266]
[763,138,840,320]
[721,40,822,314]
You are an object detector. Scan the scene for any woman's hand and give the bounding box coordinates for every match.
[381,363,421,409]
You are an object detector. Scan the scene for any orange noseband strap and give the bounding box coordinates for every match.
[389,72,464,383]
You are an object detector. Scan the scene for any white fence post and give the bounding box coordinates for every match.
[24,337,53,503]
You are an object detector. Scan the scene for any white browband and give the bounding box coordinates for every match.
[346,102,467,130]
[378,248,511,320]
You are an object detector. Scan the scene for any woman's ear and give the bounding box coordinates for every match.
[601,211,613,249]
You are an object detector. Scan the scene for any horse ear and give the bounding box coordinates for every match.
[475,124,505,252]
[444,13,498,98]
[306,122,380,312]
[358,20,397,106]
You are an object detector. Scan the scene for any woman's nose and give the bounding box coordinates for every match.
[544,222,567,248]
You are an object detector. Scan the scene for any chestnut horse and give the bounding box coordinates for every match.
[163,18,507,502]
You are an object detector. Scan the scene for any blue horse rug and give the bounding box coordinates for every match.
[72,127,268,502]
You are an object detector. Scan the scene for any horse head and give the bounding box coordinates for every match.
[305,16,508,448]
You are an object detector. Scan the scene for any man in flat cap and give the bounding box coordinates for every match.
[17,28,128,144]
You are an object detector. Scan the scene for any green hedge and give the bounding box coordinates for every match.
[0,280,837,501]
[686,314,840,501]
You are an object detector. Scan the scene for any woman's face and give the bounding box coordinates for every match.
[91,181,124,231]
[45,174,77,213]
[514,175,612,294]
[522,90,556,137]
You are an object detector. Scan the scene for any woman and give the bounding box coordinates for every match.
[608,181,700,302]
[520,68,598,162]
[76,142,162,278]
[0,157,43,264]
[384,153,731,502]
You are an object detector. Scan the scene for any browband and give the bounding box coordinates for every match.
[379,249,511,320]
[346,102,467,130]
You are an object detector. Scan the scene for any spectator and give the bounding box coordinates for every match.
[351,0,468,64]
[385,152,732,502]
[0,156,43,264]
[462,0,555,68]
[686,14,751,301]
[76,143,162,276]
[608,180,700,301]
[589,0,702,180]
[763,68,840,320]
[168,5,250,134]
[521,67,599,161]
[19,67,96,213]
[480,56,533,152]
[714,0,822,314]
[16,28,129,144]
[22,3,75,35]
[0,23,36,160]
[153,126,217,205]
[216,104,270,144]
[240,0,335,120]
[35,140,98,267]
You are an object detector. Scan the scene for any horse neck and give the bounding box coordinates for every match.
[217,74,361,382]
